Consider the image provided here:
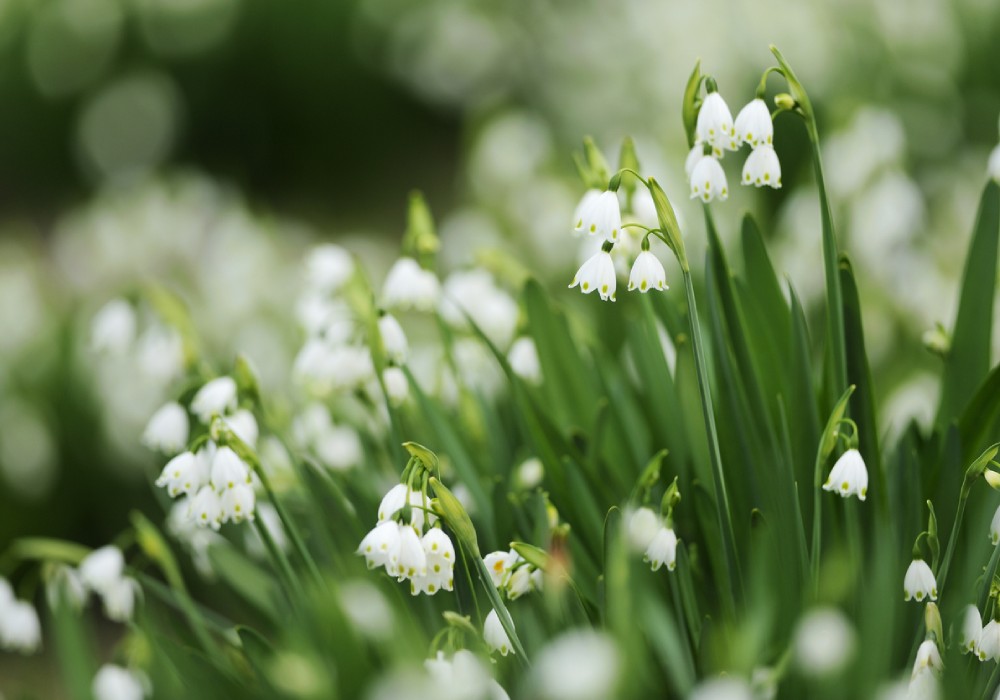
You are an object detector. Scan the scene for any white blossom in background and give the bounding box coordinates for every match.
[741,144,782,188]
[425,649,510,700]
[508,337,541,384]
[689,155,728,202]
[313,424,364,471]
[92,664,150,700]
[903,559,937,602]
[101,576,141,622]
[134,325,185,383]
[378,313,409,363]
[294,340,374,396]
[688,677,754,700]
[794,607,856,675]
[304,244,354,294]
[960,604,983,657]
[908,640,943,700]
[626,507,660,553]
[0,599,42,653]
[190,376,238,423]
[91,298,136,355]
[483,608,513,656]
[439,269,519,349]
[224,409,259,449]
[382,367,409,407]
[573,190,622,242]
[734,98,773,148]
[515,456,544,489]
[141,402,190,454]
[46,565,87,611]
[822,448,868,501]
[569,249,617,301]
[382,257,440,312]
[79,545,125,595]
[628,250,668,293]
[530,630,619,700]
[340,580,394,641]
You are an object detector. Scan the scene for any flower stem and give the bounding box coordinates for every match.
[681,266,741,618]
[936,481,972,597]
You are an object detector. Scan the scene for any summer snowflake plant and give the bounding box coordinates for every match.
[5,44,1000,700]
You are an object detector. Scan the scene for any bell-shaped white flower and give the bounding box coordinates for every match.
[102,576,140,623]
[382,257,440,312]
[484,551,514,588]
[484,608,514,656]
[411,528,455,595]
[989,143,1000,184]
[378,313,408,364]
[626,507,660,553]
[990,504,1000,544]
[961,605,983,656]
[980,619,1000,661]
[358,521,402,571]
[142,402,189,454]
[531,630,620,700]
[376,484,436,530]
[734,98,774,148]
[696,91,736,150]
[742,144,782,189]
[572,189,602,233]
[304,243,354,294]
[822,448,868,501]
[383,367,409,407]
[644,526,678,572]
[378,484,408,523]
[907,669,939,700]
[155,451,204,498]
[912,640,943,677]
[313,424,363,471]
[191,376,238,423]
[190,486,223,530]
[903,559,937,602]
[689,155,729,203]
[574,190,622,242]
[211,446,251,491]
[507,566,535,600]
[395,525,427,581]
[628,250,668,293]
[46,565,87,611]
[221,484,256,524]
[508,337,541,385]
[0,599,42,653]
[569,249,617,301]
[224,409,259,449]
[92,664,149,700]
[91,299,136,355]
[79,545,125,595]
[684,145,703,179]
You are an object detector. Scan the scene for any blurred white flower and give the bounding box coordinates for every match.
[134,325,184,382]
[0,599,42,654]
[794,607,855,675]
[305,244,354,294]
[80,545,125,595]
[912,640,943,677]
[515,456,544,489]
[340,580,394,641]
[734,98,773,148]
[101,576,140,622]
[378,313,409,363]
[696,91,735,151]
[425,650,510,700]
[91,298,136,354]
[46,565,87,611]
[142,401,189,454]
[383,257,440,312]
[960,604,983,657]
[155,451,205,497]
[439,269,519,349]
[688,677,753,700]
[628,250,668,292]
[644,526,678,572]
[508,337,541,385]
[92,664,149,700]
[224,409,259,449]
[626,507,660,553]
[689,155,728,203]
[574,190,622,243]
[314,424,364,471]
[569,250,617,301]
[822,448,868,501]
[383,367,409,407]
[191,376,238,423]
[190,485,223,530]
[220,484,256,524]
[211,446,251,491]
[483,608,513,656]
[903,559,937,602]
[531,630,619,700]
[741,144,782,189]
[294,341,374,396]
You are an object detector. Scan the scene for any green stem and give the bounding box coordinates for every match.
[254,514,304,606]
[937,481,972,596]
[978,541,1000,612]
[681,266,741,618]
[471,555,530,667]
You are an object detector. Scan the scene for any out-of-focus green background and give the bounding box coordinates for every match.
[1,0,999,639]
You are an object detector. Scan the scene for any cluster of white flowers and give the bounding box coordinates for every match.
[822,448,869,501]
[627,506,679,572]
[92,663,150,700]
[483,548,544,600]
[358,483,456,596]
[151,377,259,530]
[292,402,364,472]
[903,559,937,602]
[687,85,781,203]
[44,545,141,624]
[0,576,42,654]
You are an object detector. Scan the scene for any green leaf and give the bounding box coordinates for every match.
[936,181,1000,428]
[208,544,282,621]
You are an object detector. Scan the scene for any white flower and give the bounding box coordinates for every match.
[990,504,1000,544]
[79,545,125,595]
[135,326,184,382]
[734,98,774,148]
[980,619,1000,661]
[508,337,541,385]
[141,402,189,454]
[395,525,427,581]
[689,155,729,203]
[574,190,622,242]
[211,446,251,491]
[358,521,403,571]
[224,409,259,449]
[46,565,87,611]
[688,678,754,700]
[569,250,617,301]
[155,451,205,497]
[696,91,735,150]
[377,484,437,530]
[961,604,983,655]
[903,559,937,602]
[382,257,440,312]
[989,143,1000,184]
[0,599,42,653]
[507,566,535,600]
[221,484,256,524]
[411,528,455,595]
[439,269,519,349]
[313,425,363,471]
[742,144,782,189]
[340,580,394,641]
[684,145,703,179]
[793,607,855,675]
[484,608,514,656]
[822,448,869,501]
[425,650,510,700]
[484,551,514,588]
[644,526,678,572]
[92,664,148,700]
[628,251,668,293]
[571,189,602,233]
[531,630,619,700]
[102,576,140,622]
[190,376,238,423]
[378,313,409,363]
[305,244,354,294]
[515,456,544,489]
[907,669,940,700]
[190,486,223,530]
[383,367,409,407]
[626,507,660,553]
[912,640,943,677]
[91,299,136,355]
